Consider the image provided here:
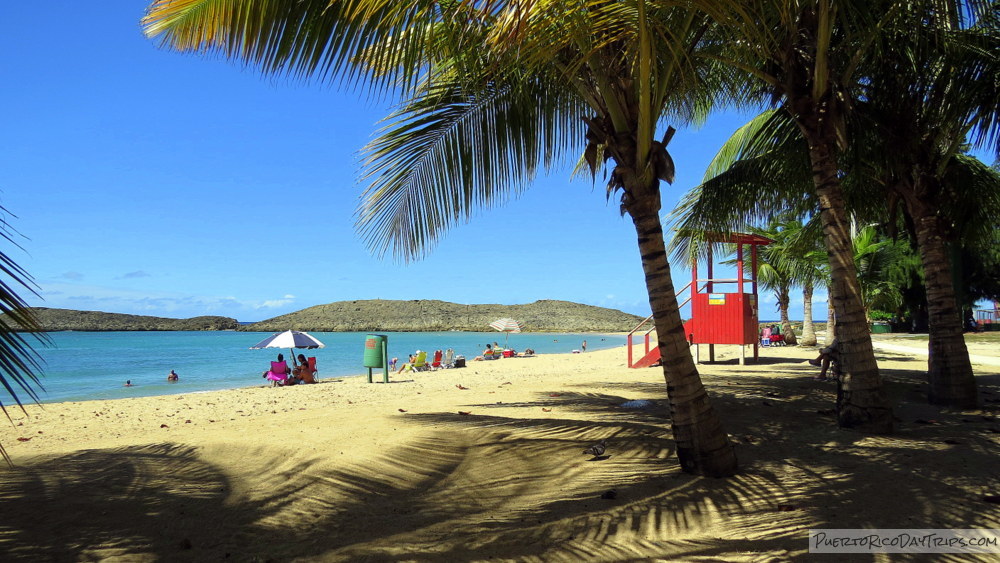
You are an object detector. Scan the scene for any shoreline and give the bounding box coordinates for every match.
[28,331,628,406]
[2,344,997,560]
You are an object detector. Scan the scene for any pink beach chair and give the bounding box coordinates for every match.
[265,361,289,385]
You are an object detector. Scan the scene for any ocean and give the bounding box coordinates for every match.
[22,331,627,404]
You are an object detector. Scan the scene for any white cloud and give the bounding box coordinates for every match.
[30,281,299,321]
[118,271,151,280]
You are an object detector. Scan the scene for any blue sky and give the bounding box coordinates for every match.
[0,2,820,322]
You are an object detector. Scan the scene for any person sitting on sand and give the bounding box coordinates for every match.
[167,370,179,382]
[808,339,840,380]
[520,348,535,357]
[287,354,318,385]
[389,357,398,371]
[263,353,290,386]
[397,354,416,373]
[474,344,495,361]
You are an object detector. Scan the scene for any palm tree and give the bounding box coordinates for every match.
[856,4,1000,407]
[851,225,905,318]
[0,205,47,464]
[672,103,998,400]
[688,0,898,432]
[784,220,828,347]
[716,216,805,346]
[668,108,888,416]
[673,0,1000,404]
[143,0,738,475]
[757,241,798,346]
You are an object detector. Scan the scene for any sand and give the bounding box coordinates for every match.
[1,338,998,561]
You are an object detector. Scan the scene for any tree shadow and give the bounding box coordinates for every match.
[0,360,997,560]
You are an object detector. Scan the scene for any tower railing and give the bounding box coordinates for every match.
[627,282,698,367]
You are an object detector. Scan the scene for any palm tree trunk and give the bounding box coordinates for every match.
[826,290,836,345]
[801,283,817,346]
[797,121,893,432]
[908,198,977,407]
[630,208,737,477]
[777,285,798,345]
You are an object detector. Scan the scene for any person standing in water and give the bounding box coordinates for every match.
[167,370,179,382]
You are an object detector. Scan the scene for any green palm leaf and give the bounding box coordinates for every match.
[357,74,587,260]
[0,207,48,464]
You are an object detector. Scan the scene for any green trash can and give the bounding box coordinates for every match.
[363,334,386,368]
[363,334,389,383]
[871,322,891,334]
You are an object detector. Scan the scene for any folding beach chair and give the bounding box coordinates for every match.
[265,361,289,386]
[413,350,430,371]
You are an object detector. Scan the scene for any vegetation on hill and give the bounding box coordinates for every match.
[8,308,239,332]
[243,299,644,333]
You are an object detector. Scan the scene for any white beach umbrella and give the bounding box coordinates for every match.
[488,318,522,348]
[250,330,325,361]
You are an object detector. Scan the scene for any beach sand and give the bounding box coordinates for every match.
[1,340,998,561]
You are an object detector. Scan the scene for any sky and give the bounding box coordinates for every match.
[0,2,820,323]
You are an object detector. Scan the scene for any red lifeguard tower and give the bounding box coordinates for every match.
[975,300,1000,331]
[628,232,773,367]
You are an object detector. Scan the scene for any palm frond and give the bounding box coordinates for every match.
[143,0,446,96]
[356,73,587,261]
[0,206,48,465]
[667,108,816,262]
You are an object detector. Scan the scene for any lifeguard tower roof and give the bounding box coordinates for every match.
[699,232,774,246]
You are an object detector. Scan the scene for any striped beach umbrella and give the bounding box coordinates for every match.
[250,330,326,351]
[250,330,325,364]
[489,318,522,348]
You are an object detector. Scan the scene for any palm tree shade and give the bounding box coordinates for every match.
[688,0,898,431]
[142,0,741,476]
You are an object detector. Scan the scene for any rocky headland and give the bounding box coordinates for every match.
[243,299,644,332]
[7,300,644,333]
[9,307,239,331]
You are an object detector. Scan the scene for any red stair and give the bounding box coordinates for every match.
[631,347,660,368]
[627,294,695,368]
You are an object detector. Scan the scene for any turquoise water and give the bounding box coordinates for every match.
[22,331,627,404]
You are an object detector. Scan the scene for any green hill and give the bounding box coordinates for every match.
[243,299,645,332]
[10,307,239,331]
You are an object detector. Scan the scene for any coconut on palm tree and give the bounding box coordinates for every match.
[143,0,739,476]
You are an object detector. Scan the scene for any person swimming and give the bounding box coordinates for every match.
[124,380,133,387]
